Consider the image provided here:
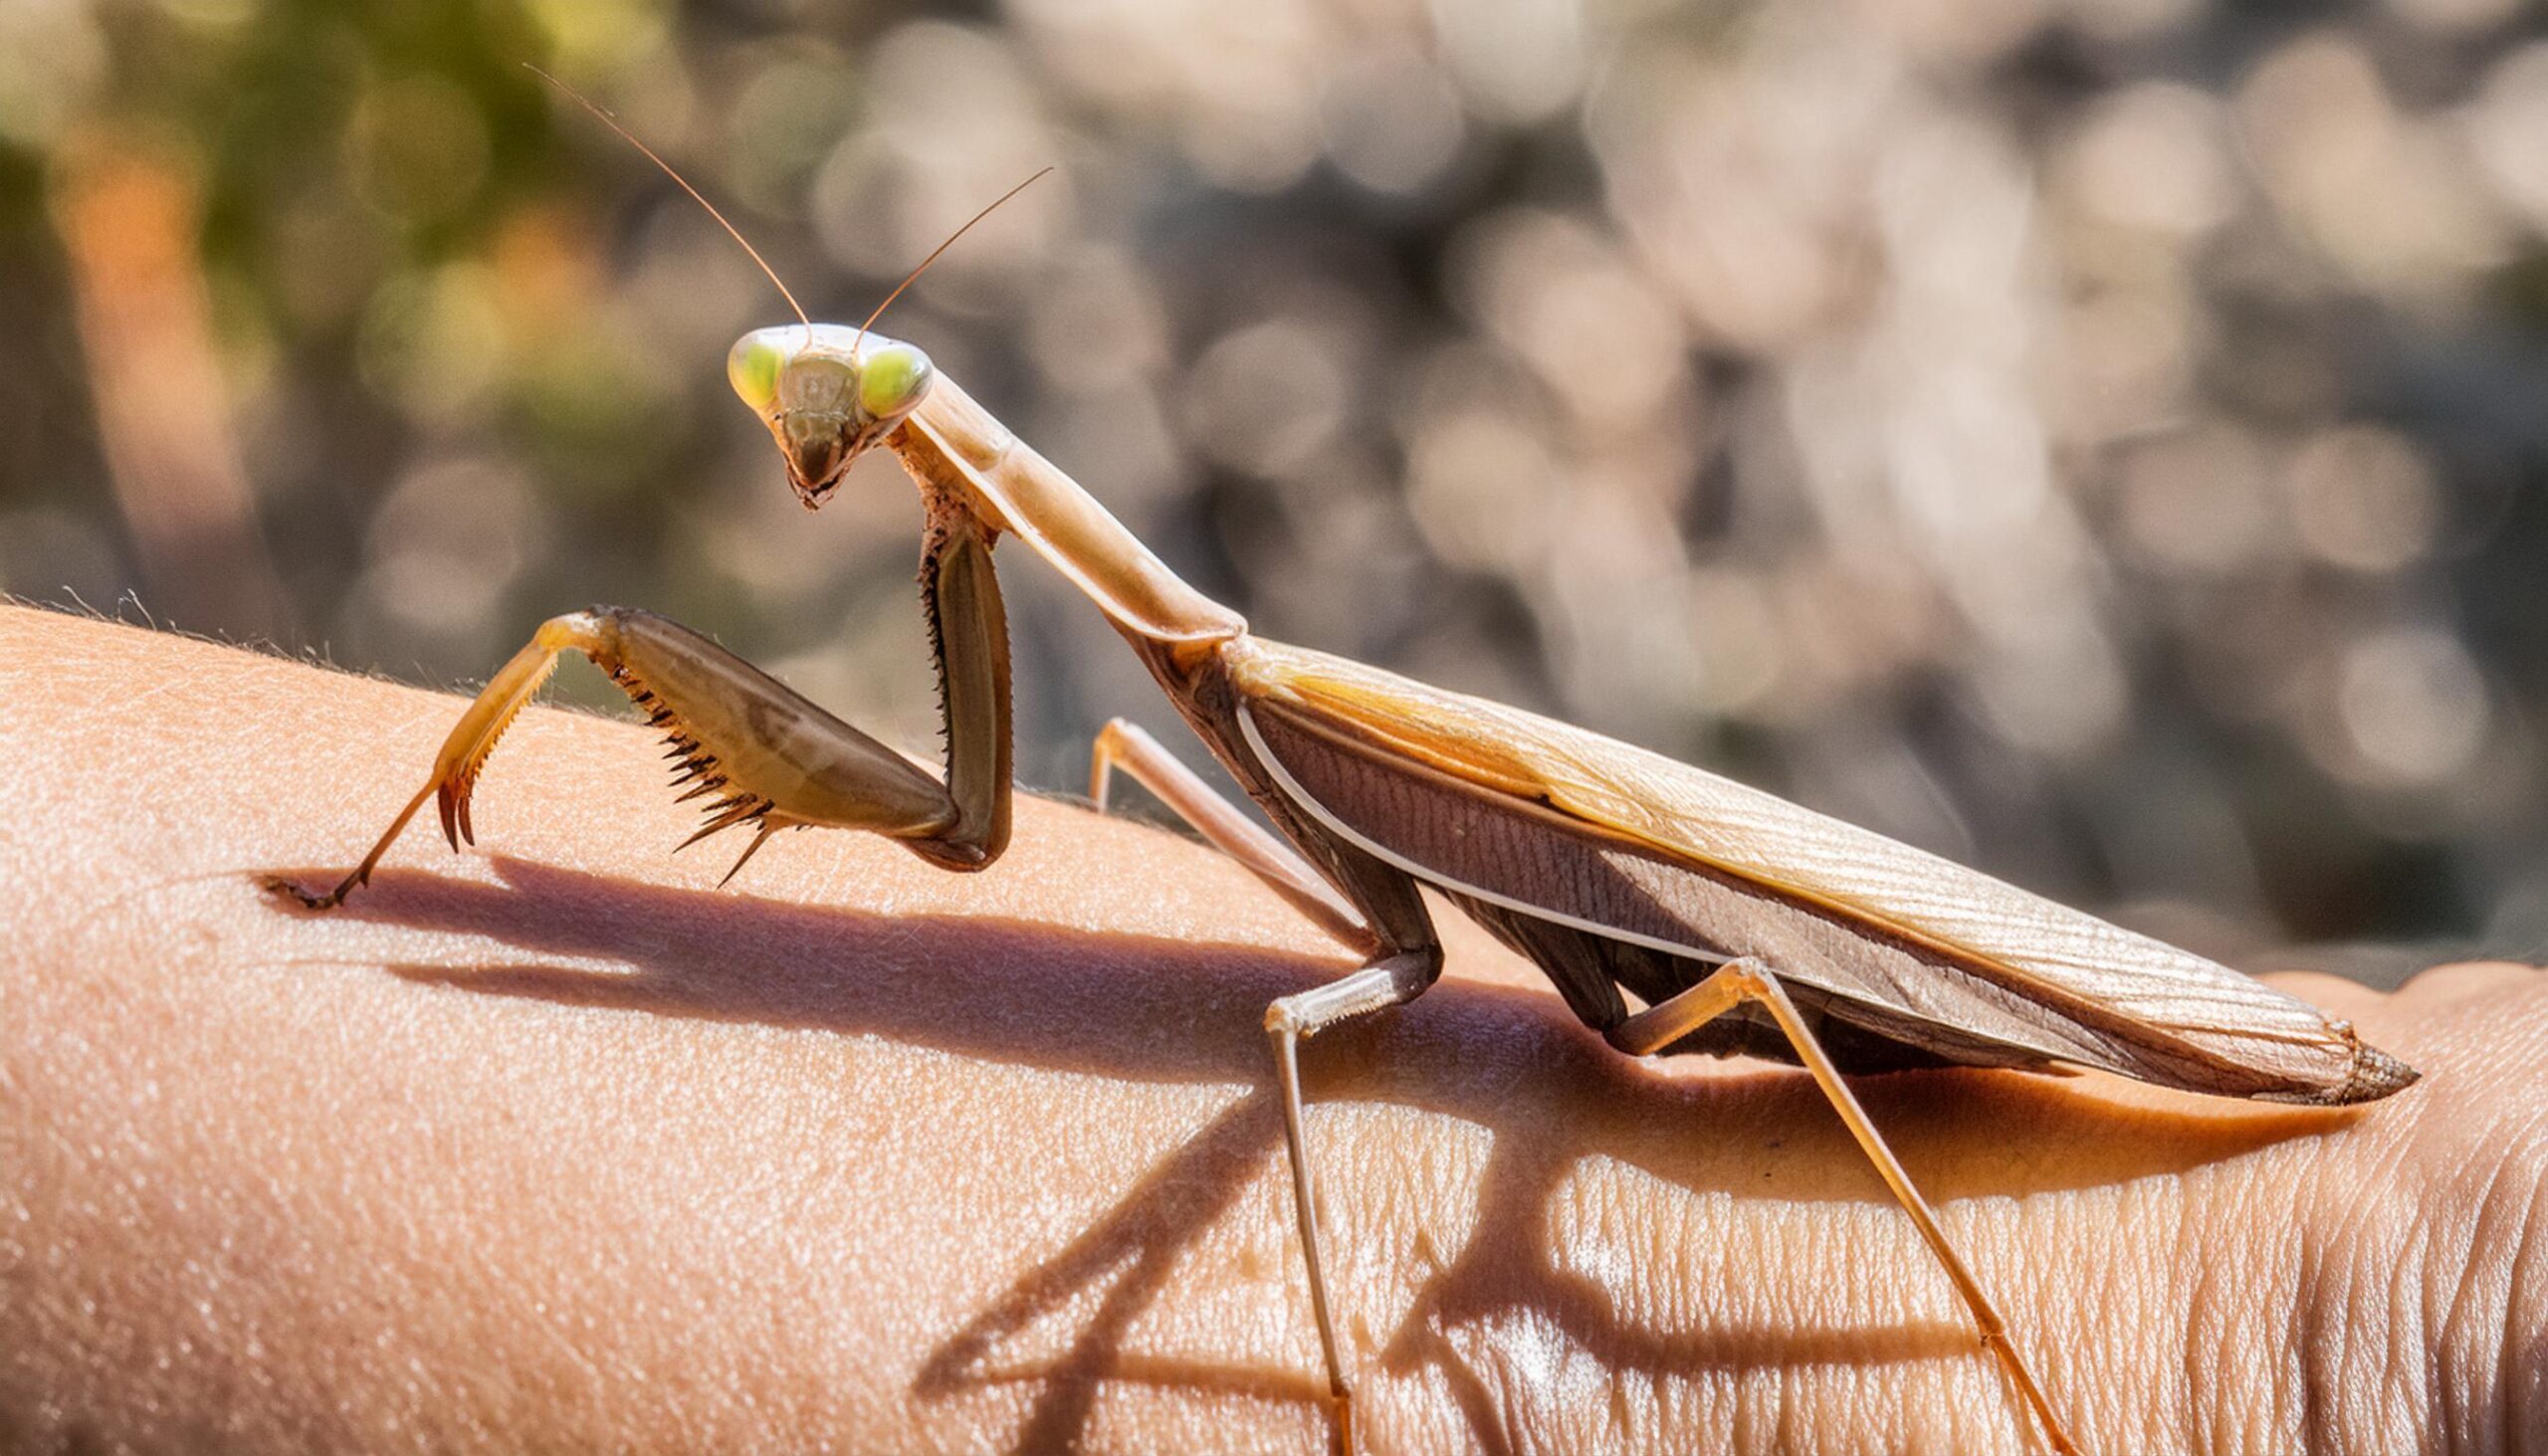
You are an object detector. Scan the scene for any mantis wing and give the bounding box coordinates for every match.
[1225,639,2414,1105]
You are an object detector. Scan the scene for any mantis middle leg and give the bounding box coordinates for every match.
[1088,718,1376,955]
[1087,714,1440,1447]
[1263,939,1440,1450]
[1088,709,1463,1446]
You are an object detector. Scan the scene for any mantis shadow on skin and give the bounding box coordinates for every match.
[259,855,2360,1454]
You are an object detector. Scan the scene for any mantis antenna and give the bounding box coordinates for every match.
[852,166,1055,353]
[526,64,813,337]
[527,63,1053,359]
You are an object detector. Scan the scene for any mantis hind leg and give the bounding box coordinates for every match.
[1609,959,2081,1456]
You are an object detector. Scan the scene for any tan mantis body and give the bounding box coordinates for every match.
[287,329,2419,1452]
[281,122,2415,1450]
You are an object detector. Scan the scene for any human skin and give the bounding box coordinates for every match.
[0,603,2539,1454]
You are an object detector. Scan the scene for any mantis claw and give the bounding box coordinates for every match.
[260,871,352,912]
[673,791,780,853]
[716,820,791,888]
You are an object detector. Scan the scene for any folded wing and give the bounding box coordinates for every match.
[1227,639,2415,1105]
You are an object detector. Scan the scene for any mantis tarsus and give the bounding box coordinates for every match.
[277,87,2419,1455]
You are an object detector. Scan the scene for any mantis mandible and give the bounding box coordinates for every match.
[278,86,2419,1455]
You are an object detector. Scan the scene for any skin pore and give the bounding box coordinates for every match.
[2,603,2540,1453]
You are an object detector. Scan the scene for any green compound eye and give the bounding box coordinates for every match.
[858,341,934,419]
[727,330,789,413]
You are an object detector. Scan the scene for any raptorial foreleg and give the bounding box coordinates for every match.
[280,489,1012,908]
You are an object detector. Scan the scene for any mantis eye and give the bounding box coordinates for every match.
[858,341,934,420]
[728,329,791,414]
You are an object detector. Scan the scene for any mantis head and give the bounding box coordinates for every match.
[518,70,1039,511]
[727,326,935,508]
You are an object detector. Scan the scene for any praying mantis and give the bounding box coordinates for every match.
[277,88,2420,1456]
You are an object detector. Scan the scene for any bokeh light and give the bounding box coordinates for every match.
[4,0,2546,984]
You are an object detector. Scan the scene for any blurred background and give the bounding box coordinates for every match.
[2,0,2543,986]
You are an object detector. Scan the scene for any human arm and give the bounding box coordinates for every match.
[1,604,2536,1453]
